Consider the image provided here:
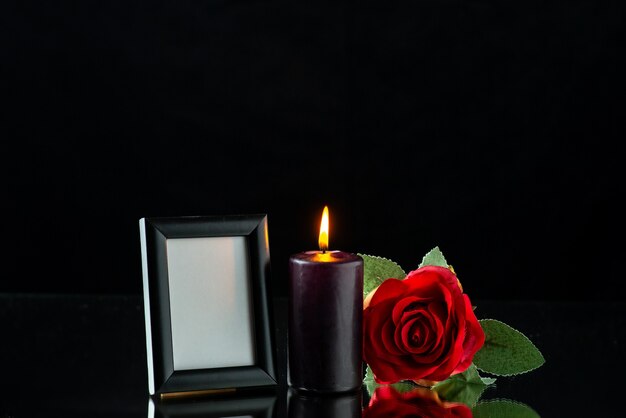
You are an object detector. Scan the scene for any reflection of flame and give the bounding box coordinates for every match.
[318,205,329,252]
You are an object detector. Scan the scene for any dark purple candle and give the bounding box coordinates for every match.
[288,207,364,393]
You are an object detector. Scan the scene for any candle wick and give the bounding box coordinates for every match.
[322,250,326,254]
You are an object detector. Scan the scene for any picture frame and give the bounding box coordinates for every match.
[139,214,277,398]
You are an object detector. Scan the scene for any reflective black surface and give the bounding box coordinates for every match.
[1,293,624,416]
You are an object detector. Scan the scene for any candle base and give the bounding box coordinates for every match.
[287,387,362,418]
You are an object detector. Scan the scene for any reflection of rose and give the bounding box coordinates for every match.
[363,386,472,418]
[363,266,484,383]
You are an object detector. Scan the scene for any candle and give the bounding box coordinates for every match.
[288,206,364,393]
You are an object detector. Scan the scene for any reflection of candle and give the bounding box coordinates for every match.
[287,387,362,418]
[288,206,364,393]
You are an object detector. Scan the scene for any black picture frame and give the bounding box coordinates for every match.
[139,214,277,398]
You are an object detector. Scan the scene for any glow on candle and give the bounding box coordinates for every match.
[318,205,329,252]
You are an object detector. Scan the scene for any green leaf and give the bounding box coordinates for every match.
[432,364,495,407]
[358,254,406,297]
[419,246,448,268]
[480,376,497,385]
[390,381,419,394]
[473,319,545,376]
[363,365,378,396]
[363,365,418,396]
[472,399,541,418]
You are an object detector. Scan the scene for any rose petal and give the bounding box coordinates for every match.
[402,315,436,356]
[411,319,430,348]
[424,265,463,294]
[365,329,415,384]
[392,296,429,325]
[427,317,466,381]
[394,313,437,355]
[364,303,394,357]
[397,359,442,380]
[397,304,447,363]
[400,317,425,351]
[381,318,405,356]
[404,319,439,356]
[426,300,447,348]
[452,294,486,375]
[367,359,402,384]
[394,315,410,351]
[365,301,435,383]
[368,278,407,308]
[403,270,445,298]
[405,266,461,294]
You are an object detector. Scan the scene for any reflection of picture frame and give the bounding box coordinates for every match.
[149,393,277,418]
[139,214,277,397]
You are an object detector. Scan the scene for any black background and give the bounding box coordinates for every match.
[4,0,625,300]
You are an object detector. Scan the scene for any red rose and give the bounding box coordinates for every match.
[363,385,473,418]
[363,265,484,383]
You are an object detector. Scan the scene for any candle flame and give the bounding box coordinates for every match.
[318,205,329,252]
